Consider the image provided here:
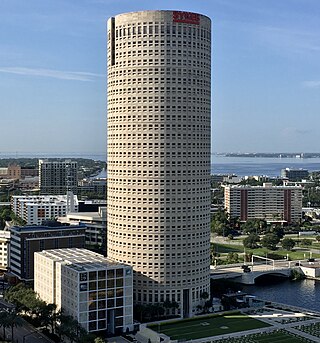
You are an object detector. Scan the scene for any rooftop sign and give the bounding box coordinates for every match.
[173,11,200,25]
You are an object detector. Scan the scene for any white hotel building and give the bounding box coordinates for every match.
[107,10,211,317]
[34,248,133,334]
[0,230,10,269]
[11,195,78,225]
[224,183,302,223]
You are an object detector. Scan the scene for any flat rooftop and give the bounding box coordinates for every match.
[37,248,129,272]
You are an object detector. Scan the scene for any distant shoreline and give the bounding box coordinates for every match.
[0,153,106,161]
[213,153,320,158]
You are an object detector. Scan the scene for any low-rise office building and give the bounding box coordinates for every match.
[34,248,133,334]
[281,168,309,181]
[9,223,86,281]
[224,183,302,223]
[58,206,106,252]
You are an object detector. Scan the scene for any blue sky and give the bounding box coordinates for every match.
[1,0,319,155]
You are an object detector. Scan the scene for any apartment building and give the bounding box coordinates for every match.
[224,183,302,223]
[11,195,78,225]
[39,159,78,195]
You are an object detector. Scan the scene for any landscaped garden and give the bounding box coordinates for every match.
[148,312,271,340]
[212,241,320,265]
[295,322,320,338]
[214,329,314,343]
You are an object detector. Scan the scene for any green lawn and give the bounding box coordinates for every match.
[214,243,244,253]
[213,242,320,262]
[149,313,271,340]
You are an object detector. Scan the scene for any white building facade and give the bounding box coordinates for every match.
[224,183,302,223]
[11,195,78,225]
[0,230,10,269]
[34,248,133,334]
[107,10,211,317]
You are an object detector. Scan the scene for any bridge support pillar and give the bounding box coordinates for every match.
[240,273,255,285]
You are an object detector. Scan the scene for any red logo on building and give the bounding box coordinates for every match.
[173,11,200,25]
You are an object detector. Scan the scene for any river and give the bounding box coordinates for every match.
[242,278,320,312]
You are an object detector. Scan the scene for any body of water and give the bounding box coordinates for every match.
[2,153,320,176]
[211,156,320,177]
[242,279,320,312]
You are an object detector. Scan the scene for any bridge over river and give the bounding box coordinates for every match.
[210,255,313,284]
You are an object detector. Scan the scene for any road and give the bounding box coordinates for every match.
[3,319,54,343]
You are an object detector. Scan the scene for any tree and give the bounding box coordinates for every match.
[7,309,23,342]
[211,209,231,236]
[56,314,84,343]
[301,239,313,246]
[162,300,172,316]
[242,219,266,235]
[4,283,34,311]
[269,225,284,239]
[243,233,260,249]
[39,303,58,333]
[281,238,296,251]
[227,252,239,264]
[200,291,209,301]
[260,233,280,250]
[0,310,11,340]
[94,338,105,343]
[80,333,97,343]
[316,235,320,242]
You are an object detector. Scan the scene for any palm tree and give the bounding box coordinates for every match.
[6,309,23,342]
[0,310,10,340]
[38,303,58,333]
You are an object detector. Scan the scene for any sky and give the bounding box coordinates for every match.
[0,0,320,156]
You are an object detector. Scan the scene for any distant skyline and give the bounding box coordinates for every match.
[1,0,319,154]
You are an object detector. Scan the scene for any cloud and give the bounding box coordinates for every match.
[0,67,104,81]
[255,25,320,57]
[302,80,320,88]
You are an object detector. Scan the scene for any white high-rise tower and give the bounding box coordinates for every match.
[107,10,211,317]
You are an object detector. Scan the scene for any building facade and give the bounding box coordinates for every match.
[11,195,78,225]
[58,206,106,252]
[39,159,78,195]
[0,230,10,269]
[34,248,133,334]
[281,168,309,181]
[107,10,211,317]
[9,224,86,281]
[224,183,302,223]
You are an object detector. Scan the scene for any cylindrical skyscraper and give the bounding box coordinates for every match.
[107,10,211,317]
